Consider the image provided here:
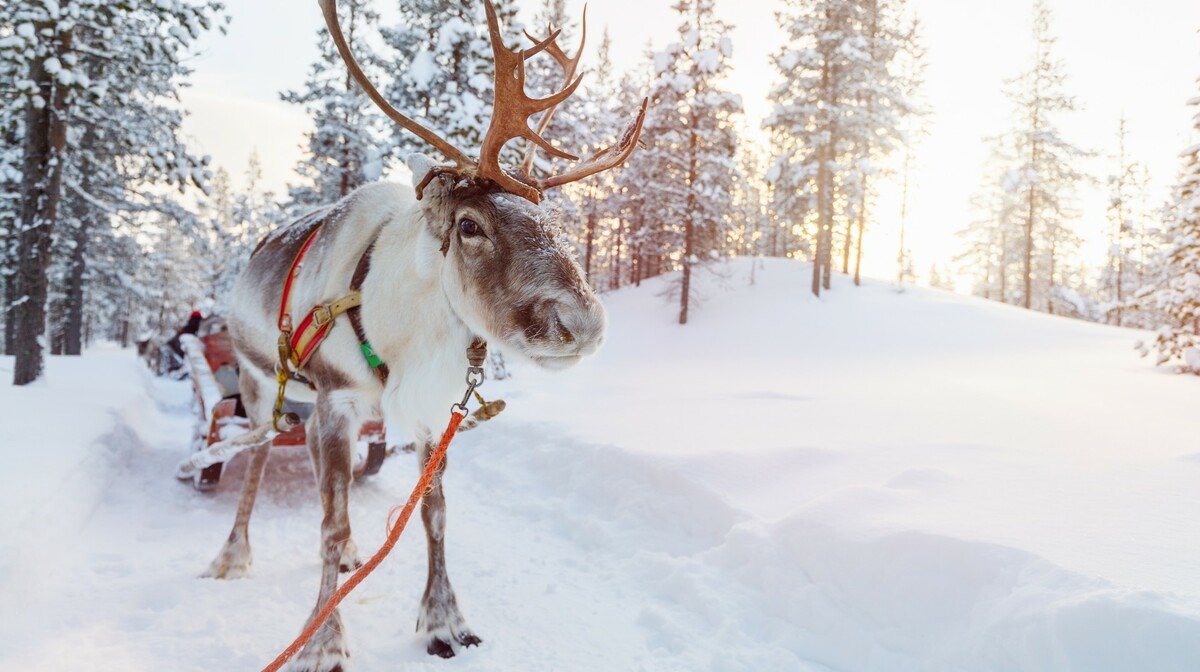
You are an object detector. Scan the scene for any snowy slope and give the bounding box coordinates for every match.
[1,258,1198,671]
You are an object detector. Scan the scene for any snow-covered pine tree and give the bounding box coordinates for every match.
[613,44,660,288]
[730,141,771,260]
[211,154,282,312]
[0,97,20,355]
[893,14,927,288]
[282,0,386,216]
[957,138,1025,303]
[565,26,624,288]
[382,0,524,165]
[766,0,870,297]
[51,0,217,355]
[1,0,222,383]
[1001,0,1085,314]
[767,0,917,296]
[522,0,591,177]
[1099,117,1154,327]
[643,0,740,325]
[840,0,916,287]
[1139,78,1200,373]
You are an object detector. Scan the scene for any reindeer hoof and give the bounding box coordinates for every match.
[202,537,252,579]
[423,629,481,658]
[427,637,456,659]
[284,612,350,672]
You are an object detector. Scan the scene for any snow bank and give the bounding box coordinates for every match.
[2,259,1198,671]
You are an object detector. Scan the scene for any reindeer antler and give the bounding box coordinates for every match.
[320,0,646,205]
[476,0,584,202]
[520,7,588,175]
[318,0,473,171]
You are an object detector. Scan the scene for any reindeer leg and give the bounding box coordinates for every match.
[288,393,358,672]
[302,405,362,575]
[204,371,271,579]
[416,441,481,658]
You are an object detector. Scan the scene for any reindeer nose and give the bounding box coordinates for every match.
[555,296,607,355]
[523,296,606,354]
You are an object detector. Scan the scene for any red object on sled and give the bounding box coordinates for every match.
[180,319,388,491]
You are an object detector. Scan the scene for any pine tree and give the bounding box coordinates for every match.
[522,0,591,178]
[957,139,1025,303]
[894,15,927,288]
[1,0,222,383]
[1099,117,1154,327]
[382,0,524,164]
[642,0,741,324]
[613,45,660,288]
[1004,0,1085,313]
[1140,79,1200,373]
[765,0,915,297]
[282,0,386,215]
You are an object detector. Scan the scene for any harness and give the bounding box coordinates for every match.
[270,227,389,430]
[269,222,489,432]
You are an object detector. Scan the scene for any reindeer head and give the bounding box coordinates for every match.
[321,0,645,369]
[413,163,606,369]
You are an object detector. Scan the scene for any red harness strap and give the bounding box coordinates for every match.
[276,227,362,370]
[278,227,322,334]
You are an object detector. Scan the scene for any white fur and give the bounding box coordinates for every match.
[229,181,473,437]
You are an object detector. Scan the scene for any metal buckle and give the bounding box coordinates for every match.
[312,304,333,326]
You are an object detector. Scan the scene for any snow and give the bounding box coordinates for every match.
[694,48,721,74]
[2,259,1199,671]
[409,51,436,90]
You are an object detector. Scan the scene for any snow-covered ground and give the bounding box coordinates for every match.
[1,258,1198,671]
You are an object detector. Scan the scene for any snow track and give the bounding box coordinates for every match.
[2,261,1199,670]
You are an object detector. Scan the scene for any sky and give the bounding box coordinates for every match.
[179,0,1200,286]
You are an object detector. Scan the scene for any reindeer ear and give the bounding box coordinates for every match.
[406,153,457,253]
[405,153,439,189]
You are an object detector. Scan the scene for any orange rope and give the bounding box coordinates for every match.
[262,410,467,672]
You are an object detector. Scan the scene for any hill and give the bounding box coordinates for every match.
[0,258,1197,671]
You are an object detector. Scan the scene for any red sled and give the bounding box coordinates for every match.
[174,318,388,492]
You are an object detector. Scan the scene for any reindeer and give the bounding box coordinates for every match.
[201,0,645,669]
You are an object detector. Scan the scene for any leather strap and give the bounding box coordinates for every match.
[288,291,362,368]
[346,241,390,383]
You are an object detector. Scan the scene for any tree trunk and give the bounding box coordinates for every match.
[841,213,852,274]
[584,207,595,286]
[13,31,73,385]
[897,148,910,286]
[853,180,867,286]
[2,240,16,355]
[812,53,833,298]
[63,202,90,355]
[61,125,98,356]
[612,218,624,290]
[822,222,832,290]
[680,108,699,325]
[853,212,865,287]
[1023,105,1039,310]
[49,294,66,356]
[999,223,1007,304]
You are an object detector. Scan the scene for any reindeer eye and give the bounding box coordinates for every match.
[458,218,481,237]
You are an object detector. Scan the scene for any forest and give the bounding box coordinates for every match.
[1,0,1198,386]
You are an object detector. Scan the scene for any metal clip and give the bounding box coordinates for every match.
[452,366,486,416]
[311,304,333,326]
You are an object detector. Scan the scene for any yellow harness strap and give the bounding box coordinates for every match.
[287,291,363,369]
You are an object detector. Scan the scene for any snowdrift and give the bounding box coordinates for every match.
[1,258,1198,671]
